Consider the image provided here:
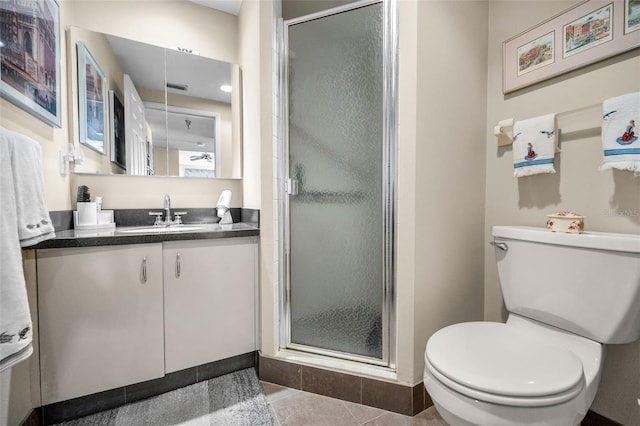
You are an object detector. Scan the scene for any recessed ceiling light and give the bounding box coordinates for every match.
[220,84,232,93]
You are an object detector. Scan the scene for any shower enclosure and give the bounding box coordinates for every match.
[278,0,397,366]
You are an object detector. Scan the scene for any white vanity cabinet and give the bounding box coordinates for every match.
[37,244,165,405]
[162,237,258,373]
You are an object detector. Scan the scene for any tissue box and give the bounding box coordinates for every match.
[73,209,115,231]
[97,210,114,225]
[546,212,585,233]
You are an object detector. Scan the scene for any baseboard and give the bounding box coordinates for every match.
[19,409,43,426]
[258,354,426,416]
[257,354,624,423]
[35,351,256,425]
[581,410,624,426]
[21,350,621,425]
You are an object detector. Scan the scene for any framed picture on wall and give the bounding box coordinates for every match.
[503,0,640,94]
[77,42,107,154]
[563,3,613,58]
[517,31,555,76]
[109,90,126,170]
[626,0,640,33]
[0,0,61,127]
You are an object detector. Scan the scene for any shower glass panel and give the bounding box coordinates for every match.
[286,2,386,362]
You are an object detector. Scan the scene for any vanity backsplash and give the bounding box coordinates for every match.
[48,208,259,232]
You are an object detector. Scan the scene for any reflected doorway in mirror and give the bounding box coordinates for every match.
[109,90,126,170]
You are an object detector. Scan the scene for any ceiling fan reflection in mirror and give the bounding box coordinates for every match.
[190,152,213,162]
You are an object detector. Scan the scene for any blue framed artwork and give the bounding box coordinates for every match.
[0,0,61,127]
[77,42,106,154]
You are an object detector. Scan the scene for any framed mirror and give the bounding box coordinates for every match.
[67,26,242,178]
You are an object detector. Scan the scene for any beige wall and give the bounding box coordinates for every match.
[67,1,238,64]
[485,1,640,424]
[409,0,488,383]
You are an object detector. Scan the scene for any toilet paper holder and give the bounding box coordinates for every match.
[494,118,514,146]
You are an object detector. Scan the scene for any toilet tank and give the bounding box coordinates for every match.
[492,226,640,344]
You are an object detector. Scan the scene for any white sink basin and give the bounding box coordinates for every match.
[117,225,205,234]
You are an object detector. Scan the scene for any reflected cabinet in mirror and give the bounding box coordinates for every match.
[68,27,242,178]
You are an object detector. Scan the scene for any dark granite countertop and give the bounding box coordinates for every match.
[29,223,259,250]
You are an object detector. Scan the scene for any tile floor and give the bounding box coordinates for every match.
[261,381,449,426]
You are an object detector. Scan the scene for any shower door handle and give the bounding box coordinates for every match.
[287,178,299,196]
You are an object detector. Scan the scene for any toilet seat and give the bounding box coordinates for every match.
[426,322,585,407]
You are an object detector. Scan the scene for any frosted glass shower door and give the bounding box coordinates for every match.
[286,2,386,362]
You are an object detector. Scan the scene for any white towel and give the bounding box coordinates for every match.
[0,128,56,372]
[599,92,640,172]
[512,113,557,177]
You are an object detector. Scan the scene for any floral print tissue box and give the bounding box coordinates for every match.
[546,212,585,233]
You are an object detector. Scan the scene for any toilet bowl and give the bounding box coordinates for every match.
[424,315,603,426]
[424,226,640,426]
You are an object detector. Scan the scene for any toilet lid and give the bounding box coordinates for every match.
[426,322,584,398]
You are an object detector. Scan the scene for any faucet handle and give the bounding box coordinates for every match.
[149,211,163,226]
[173,211,187,225]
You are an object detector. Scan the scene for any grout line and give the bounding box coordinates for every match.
[269,405,282,426]
[299,365,303,390]
[366,411,388,424]
[340,400,360,424]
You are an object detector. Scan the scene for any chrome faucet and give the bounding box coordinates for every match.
[149,194,186,226]
[163,194,171,223]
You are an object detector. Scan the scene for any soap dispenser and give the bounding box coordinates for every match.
[216,190,233,224]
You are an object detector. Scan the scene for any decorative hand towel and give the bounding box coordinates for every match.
[599,92,640,172]
[0,128,56,372]
[512,113,557,177]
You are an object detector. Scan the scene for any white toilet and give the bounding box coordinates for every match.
[423,226,640,426]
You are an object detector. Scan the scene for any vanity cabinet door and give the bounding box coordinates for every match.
[37,244,164,405]
[163,237,257,373]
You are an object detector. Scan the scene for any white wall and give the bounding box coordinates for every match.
[485,1,640,424]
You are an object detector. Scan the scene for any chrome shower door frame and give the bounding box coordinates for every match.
[277,0,398,368]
